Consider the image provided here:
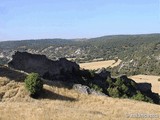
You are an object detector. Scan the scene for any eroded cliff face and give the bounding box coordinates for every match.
[8,51,80,81]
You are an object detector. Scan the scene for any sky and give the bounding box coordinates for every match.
[0,0,160,41]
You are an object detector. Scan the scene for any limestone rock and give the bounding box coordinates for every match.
[73,84,107,96]
[8,51,80,81]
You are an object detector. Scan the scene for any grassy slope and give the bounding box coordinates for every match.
[0,67,160,120]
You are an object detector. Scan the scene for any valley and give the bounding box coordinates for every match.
[0,34,160,120]
[1,1,160,119]
[0,34,160,76]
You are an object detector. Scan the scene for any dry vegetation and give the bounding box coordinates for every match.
[80,59,122,70]
[129,75,160,95]
[0,78,160,120]
[0,66,160,120]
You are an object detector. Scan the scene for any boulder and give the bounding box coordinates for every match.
[73,84,107,96]
[8,51,80,81]
[73,84,90,94]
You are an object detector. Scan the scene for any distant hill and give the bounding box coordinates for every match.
[0,33,160,75]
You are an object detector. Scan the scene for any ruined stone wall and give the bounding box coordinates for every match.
[8,52,80,81]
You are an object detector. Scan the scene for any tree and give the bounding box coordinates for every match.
[25,73,43,98]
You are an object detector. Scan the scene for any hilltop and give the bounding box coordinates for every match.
[5,51,159,104]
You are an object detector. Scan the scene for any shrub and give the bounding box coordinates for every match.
[89,70,96,78]
[107,87,121,98]
[122,94,128,98]
[121,84,129,93]
[90,83,102,92]
[25,73,43,98]
[132,91,153,103]
[158,78,160,82]
[106,78,114,86]
[114,78,124,86]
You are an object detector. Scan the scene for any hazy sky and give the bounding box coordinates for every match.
[0,0,160,41]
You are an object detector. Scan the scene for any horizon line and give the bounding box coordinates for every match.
[0,33,160,42]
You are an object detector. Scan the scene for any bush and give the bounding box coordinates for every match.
[158,78,160,82]
[106,78,113,86]
[114,78,124,86]
[89,70,96,78]
[25,73,43,97]
[90,83,102,92]
[121,84,129,93]
[107,87,121,98]
[132,91,153,103]
[106,77,138,98]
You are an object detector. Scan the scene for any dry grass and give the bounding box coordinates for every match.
[129,75,160,95]
[0,96,160,120]
[0,77,160,120]
[0,66,160,120]
[0,77,32,102]
[79,59,122,70]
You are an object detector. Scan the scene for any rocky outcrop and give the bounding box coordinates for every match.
[136,83,152,93]
[8,51,80,81]
[95,68,111,79]
[117,75,152,93]
[88,69,111,91]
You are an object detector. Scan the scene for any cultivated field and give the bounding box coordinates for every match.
[129,75,160,95]
[80,59,122,70]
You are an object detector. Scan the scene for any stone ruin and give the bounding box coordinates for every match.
[8,51,80,81]
[8,51,156,97]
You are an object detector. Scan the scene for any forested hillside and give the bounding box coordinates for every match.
[0,34,160,75]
